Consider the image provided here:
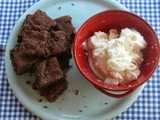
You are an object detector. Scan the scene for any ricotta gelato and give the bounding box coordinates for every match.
[86,28,147,85]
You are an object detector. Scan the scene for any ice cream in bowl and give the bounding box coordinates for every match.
[73,10,160,98]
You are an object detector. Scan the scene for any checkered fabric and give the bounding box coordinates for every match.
[0,0,159,120]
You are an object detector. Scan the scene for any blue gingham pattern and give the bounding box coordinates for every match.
[0,0,159,119]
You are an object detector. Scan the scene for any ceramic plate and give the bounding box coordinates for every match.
[5,0,145,119]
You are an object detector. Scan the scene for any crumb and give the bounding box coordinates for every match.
[26,80,31,85]
[84,106,87,108]
[59,108,61,110]
[79,110,82,112]
[71,3,74,6]
[100,103,103,105]
[58,6,61,10]
[29,73,33,76]
[74,90,79,95]
[43,106,47,108]
[81,95,86,98]
[63,98,65,100]
[68,90,70,92]
[105,103,108,105]
[70,65,73,68]
[39,99,42,102]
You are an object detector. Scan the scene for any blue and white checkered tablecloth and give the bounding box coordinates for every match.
[0,0,159,120]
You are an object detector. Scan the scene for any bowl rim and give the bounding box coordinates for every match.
[73,10,160,91]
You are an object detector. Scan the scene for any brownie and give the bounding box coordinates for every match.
[18,30,48,57]
[19,29,71,58]
[19,29,48,42]
[22,10,56,31]
[18,10,56,42]
[50,28,72,69]
[34,57,68,102]
[10,10,75,102]
[57,50,72,69]
[39,79,68,102]
[55,15,76,43]
[35,57,64,89]
[47,30,71,56]
[10,44,39,75]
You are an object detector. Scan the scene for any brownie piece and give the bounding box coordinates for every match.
[19,30,70,58]
[49,30,72,69]
[57,50,72,69]
[18,10,56,42]
[47,30,71,56]
[38,79,68,102]
[18,30,48,57]
[34,57,68,102]
[10,44,39,75]
[10,10,75,102]
[35,57,64,89]
[19,29,48,42]
[55,16,76,43]
[22,10,56,31]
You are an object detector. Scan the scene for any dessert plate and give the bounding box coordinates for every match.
[5,0,145,119]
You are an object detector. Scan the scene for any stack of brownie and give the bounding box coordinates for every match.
[10,10,75,102]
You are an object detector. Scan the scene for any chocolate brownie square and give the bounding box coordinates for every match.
[10,44,39,75]
[57,50,72,69]
[55,15,76,43]
[19,30,71,58]
[18,10,56,42]
[38,79,68,102]
[47,30,71,56]
[48,30,72,69]
[35,57,64,89]
[10,10,75,102]
[22,10,56,31]
[18,30,48,57]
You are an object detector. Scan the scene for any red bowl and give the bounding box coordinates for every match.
[73,10,160,97]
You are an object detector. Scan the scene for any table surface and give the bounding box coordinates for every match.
[0,0,159,120]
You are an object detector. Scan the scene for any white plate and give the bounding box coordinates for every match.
[5,0,145,119]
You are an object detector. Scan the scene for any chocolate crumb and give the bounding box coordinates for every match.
[29,73,33,76]
[39,99,42,102]
[105,103,108,105]
[68,90,70,92]
[71,3,74,6]
[43,106,47,108]
[81,95,86,98]
[70,65,73,68]
[74,90,79,95]
[79,110,82,112]
[59,108,61,110]
[26,80,31,85]
[84,106,87,108]
[58,6,61,10]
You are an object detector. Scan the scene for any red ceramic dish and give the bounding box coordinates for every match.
[73,10,160,97]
